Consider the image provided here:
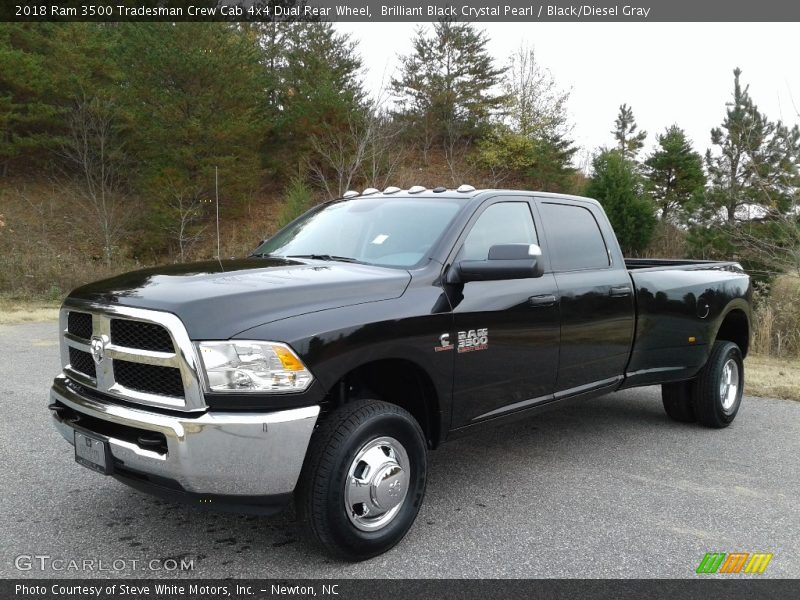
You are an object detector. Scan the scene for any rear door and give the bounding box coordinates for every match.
[536,199,635,395]
[448,197,560,427]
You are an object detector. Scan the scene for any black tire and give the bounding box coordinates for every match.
[691,341,744,428]
[661,381,696,422]
[297,399,427,561]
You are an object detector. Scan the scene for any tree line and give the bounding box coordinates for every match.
[590,71,799,278]
[1,19,798,279]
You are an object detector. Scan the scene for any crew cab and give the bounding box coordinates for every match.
[49,188,752,560]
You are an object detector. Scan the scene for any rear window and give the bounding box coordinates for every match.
[539,203,610,271]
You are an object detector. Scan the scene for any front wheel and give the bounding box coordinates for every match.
[692,341,744,428]
[297,399,427,560]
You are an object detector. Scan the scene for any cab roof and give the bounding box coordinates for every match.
[333,186,599,206]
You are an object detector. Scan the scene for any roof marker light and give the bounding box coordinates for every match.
[383,186,401,194]
[362,188,380,196]
[408,185,426,194]
[342,190,359,198]
[456,184,476,193]
[432,186,447,193]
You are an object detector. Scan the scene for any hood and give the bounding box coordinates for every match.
[68,257,411,339]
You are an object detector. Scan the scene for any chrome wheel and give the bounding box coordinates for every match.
[719,358,740,411]
[344,436,410,532]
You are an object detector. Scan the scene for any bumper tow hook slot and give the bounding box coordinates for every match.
[137,434,164,448]
[48,403,69,417]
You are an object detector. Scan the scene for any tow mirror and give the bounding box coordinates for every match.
[447,244,544,284]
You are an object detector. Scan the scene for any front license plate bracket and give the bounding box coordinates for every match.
[74,430,113,475]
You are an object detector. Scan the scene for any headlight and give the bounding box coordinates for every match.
[196,341,313,393]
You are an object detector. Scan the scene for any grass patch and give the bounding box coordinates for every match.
[745,354,800,401]
[0,299,59,325]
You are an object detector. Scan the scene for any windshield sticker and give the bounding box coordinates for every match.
[457,329,488,353]
[371,234,389,245]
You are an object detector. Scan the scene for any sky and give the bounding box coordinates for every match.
[335,22,800,164]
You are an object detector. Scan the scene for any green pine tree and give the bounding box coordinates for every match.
[257,22,364,173]
[0,24,64,176]
[586,149,656,254]
[705,68,800,225]
[113,23,268,254]
[612,103,647,160]
[644,125,706,223]
[0,23,119,177]
[391,20,506,151]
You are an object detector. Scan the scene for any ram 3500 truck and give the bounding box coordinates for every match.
[49,188,751,560]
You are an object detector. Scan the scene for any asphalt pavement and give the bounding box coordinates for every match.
[1,320,798,578]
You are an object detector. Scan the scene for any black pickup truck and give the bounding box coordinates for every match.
[49,187,752,560]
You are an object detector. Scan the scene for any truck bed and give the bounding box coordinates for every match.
[621,258,751,389]
[625,258,739,271]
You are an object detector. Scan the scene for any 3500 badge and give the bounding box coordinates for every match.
[457,328,489,353]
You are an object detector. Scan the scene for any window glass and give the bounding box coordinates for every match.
[255,198,462,268]
[539,203,610,270]
[460,202,538,261]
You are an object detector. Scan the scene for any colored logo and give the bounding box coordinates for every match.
[696,552,773,574]
[435,333,453,352]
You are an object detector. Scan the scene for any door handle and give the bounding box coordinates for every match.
[609,286,632,298]
[529,294,558,307]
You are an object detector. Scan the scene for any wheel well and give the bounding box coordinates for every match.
[715,309,750,357]
[324,359,441,449]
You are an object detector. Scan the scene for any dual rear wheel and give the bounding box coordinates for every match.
[661,340,744,428]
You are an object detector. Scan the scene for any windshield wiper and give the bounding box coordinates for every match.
[286,254,363,264]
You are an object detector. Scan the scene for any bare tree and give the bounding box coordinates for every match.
[731,213,800,276]
[728,166,800,276]
[159,178,207,263]
[59,95,130,266]
[307,115,371,199]
[469,44,576,190]
[362,111,406,190]
[15,186,56,237]
[504,44,572,139]
[443,123,473,186]
[362,80,408,189]
[307,99,406,198]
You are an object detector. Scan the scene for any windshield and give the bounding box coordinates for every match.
[253,197,463,268]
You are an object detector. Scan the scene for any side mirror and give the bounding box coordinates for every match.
[447,244,544,284]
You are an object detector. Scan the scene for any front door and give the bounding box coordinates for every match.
[446,198,560,428]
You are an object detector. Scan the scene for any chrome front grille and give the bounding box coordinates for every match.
[59,302,206,412]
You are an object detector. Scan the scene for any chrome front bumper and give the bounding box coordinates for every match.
[50,375,319,497]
